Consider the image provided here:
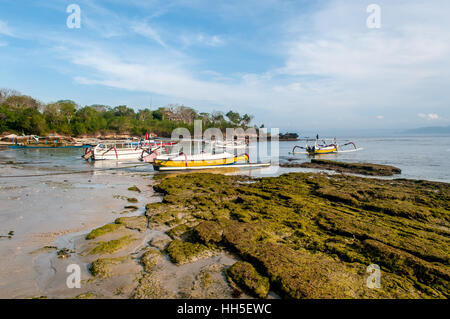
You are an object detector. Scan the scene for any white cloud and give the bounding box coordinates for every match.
[131,22,167,48]
[0,20,15,37]
[45,0,450,129]
[179,33,225,48]
[418,113,439,120]
[196,34,224,47]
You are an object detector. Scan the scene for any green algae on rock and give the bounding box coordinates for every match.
[290,159,402,176]
[226,261,270,298]
[75,292,98,299]
[141,248,163,273]
[167,223,191,239]
[115,216,148,232]
[134,274,172,299]
[128,185,141,193]
[166,239,213,265]
[89,256,130,278]
[57,248,74,259]
[127,197,138,203]
[89,235,136,255]
[148,172,449,298]
[86,223,123,240]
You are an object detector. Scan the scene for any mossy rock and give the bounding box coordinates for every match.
[166,239,211,265]
[128,185,141,192]
[149,234,172,251]
[89,256,129,278]
[127,197,138,203]
[194,221,223,244]
[89,235,136,255]
[167,224,191,239]
[75,292,98,299]
[227,261,270,298]
[134,274,171,299]
[145,171,450,298]
[86,223,123,240]
[141,248,163,273]
[115,216,148,232]
[296,159,401,176]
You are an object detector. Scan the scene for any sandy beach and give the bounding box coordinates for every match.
[0,162,155,298]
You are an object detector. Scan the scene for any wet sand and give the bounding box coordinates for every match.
[0,163,154,298]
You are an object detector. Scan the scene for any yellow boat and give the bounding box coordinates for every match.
[152,152,248,170]
[290,138,362,155]
[306,144,337,155]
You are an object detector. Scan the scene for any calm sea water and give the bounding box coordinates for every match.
[0,136,449,183]
[275,136,450,183]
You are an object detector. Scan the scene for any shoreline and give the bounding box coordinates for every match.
[0,156,448,299]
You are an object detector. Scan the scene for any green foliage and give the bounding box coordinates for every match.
[0,89,254,137]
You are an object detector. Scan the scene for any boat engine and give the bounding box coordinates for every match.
[82,147,94,160]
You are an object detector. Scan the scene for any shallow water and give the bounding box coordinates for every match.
[1,135,449,182]
[258,135,450,182]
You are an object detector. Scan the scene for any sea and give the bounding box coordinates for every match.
[0,135,449,183]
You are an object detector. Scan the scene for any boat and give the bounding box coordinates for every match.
[306,143,337,155]
[152,152,249,170]
[290,138,362,155]
[156,162,271,171]
[213,140,247,150]
[83,140,151,161]
[7,135,86,149]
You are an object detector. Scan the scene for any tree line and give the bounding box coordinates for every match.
[0,89,255,137]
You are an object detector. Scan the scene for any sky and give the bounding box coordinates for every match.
[0,0,449,132]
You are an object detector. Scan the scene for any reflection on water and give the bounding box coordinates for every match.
[0,135,449,182]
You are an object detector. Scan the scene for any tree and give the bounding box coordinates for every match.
[211,111,225,125]
[4,94,42,110]
[226,110,241,125]
[241,114,253,127]
[58,100,77,124]
[137,109,153,122]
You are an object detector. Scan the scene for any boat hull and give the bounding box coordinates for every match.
[94,149,144,160]
[153,154,247,169]
[307,146,337,155]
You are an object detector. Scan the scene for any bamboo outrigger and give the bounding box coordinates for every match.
[152,152,249,170]
[290,137,362,155]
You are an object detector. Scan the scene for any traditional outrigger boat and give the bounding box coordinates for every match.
[213,140,247,150]
[142,138,269,171]
[82,141,145,161]
[152,152,249,170]
[82,137,179,161]
[7,135,86,149]
[290,138,362,155]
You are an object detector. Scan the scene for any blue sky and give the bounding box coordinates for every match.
[0,0,449,132]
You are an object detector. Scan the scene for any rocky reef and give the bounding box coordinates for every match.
[282,159,402,176]
[77,170,449,299]
[143,172,449,298]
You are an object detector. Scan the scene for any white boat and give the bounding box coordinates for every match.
[213,140,247,150]
[83,141,149,161]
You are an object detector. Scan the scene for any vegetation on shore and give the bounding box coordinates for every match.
[0,88,254,137]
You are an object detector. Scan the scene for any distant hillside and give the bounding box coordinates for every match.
[404,125,450,135]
